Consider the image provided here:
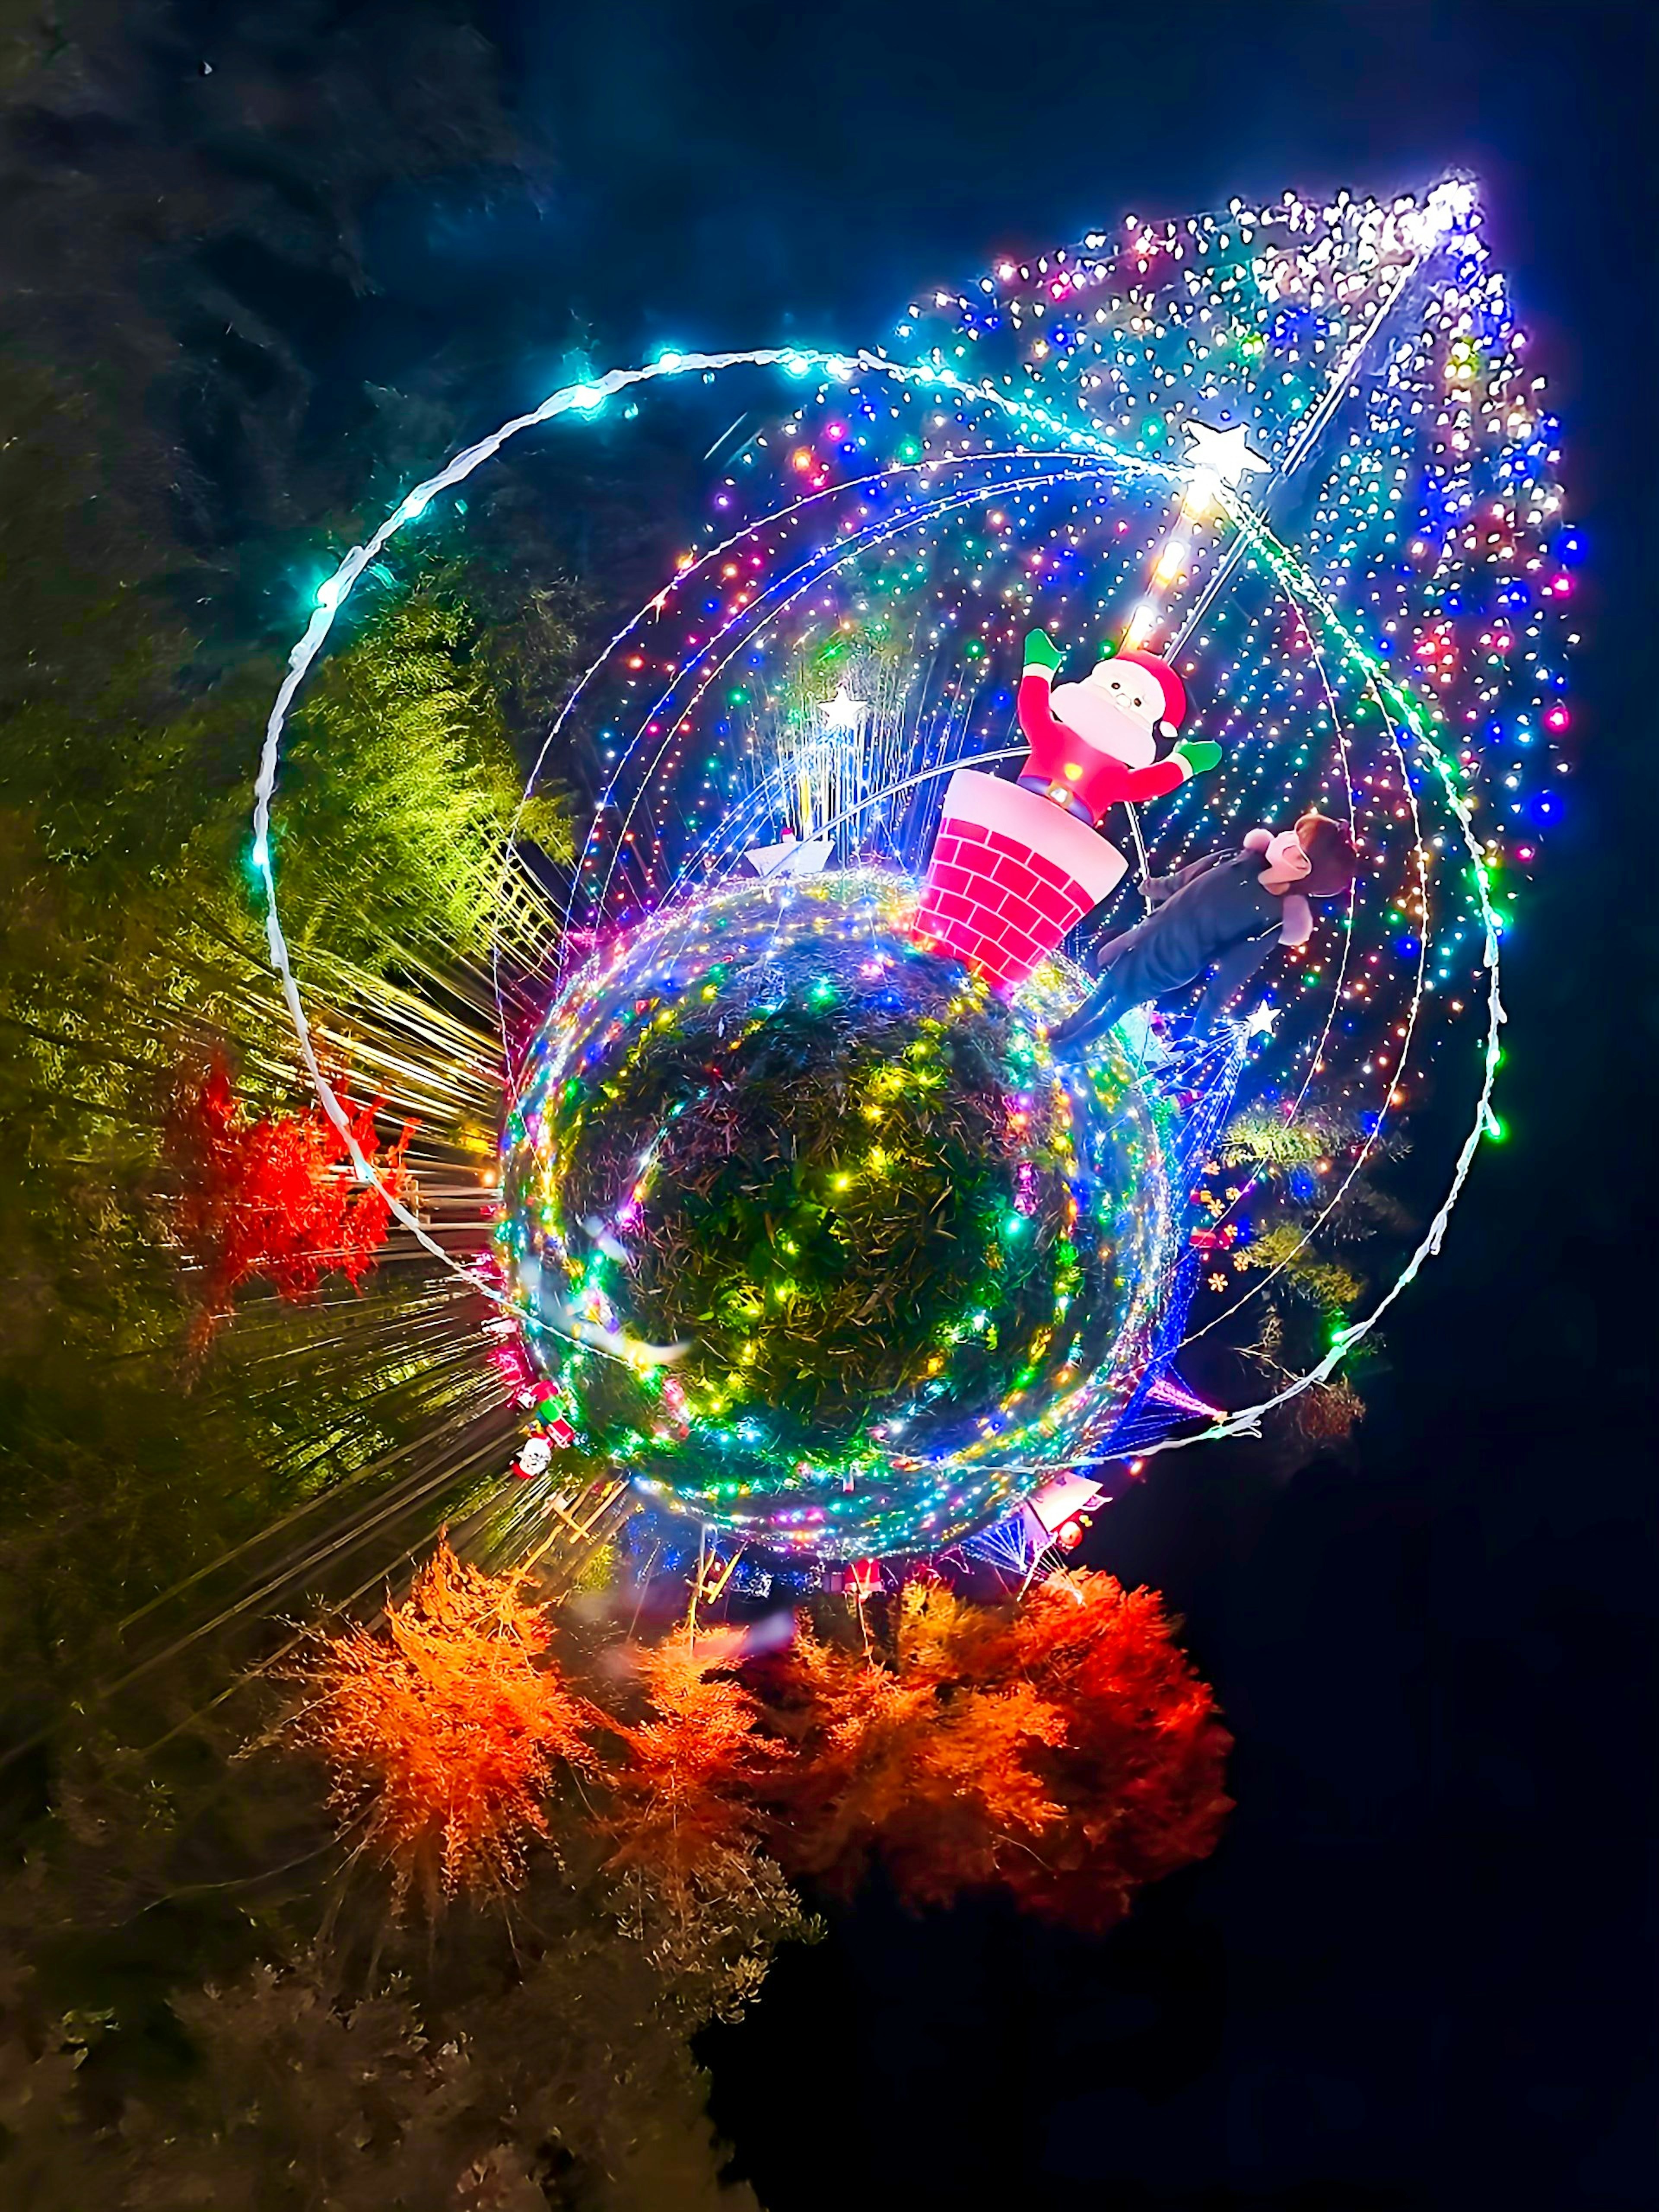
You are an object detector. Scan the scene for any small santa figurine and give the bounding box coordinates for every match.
[513,1434,554,1481]
[1015,627,1221,830]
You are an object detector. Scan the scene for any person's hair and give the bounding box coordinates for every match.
[1295,812,1363,898]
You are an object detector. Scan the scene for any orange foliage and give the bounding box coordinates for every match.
[753,1574,1232,1930]
[167,1056,415,1341]
[284,1548,1225,1936]
[290,1542,595,1910]
[757,1624,1064,1905]
[606,1631,788,1896]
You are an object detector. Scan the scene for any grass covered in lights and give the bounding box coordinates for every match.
[602,989,1063,1425]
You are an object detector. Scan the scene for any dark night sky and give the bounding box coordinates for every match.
[363,3,1653,2202]
[44,0,1659,2201]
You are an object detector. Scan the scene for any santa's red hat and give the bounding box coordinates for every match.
[1106,647,1187,729]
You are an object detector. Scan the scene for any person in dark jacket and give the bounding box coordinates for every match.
[1049,812,1363,1056]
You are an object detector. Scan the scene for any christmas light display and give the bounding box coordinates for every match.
[246,177,1574,1566]
[495,871,1171,1558]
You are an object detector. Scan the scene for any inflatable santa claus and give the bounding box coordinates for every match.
[911,629,1221,989]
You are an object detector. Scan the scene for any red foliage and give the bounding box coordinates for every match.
[750,1574,1232,1931]
[289,1541,597,1911]
[168,1056,414,1337]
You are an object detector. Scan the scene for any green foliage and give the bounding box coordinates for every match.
[1218,1103,1412,1313]
[1218,1103,1343,1172]
[1245,1224,1365,1316]
[1212,1104,1409,1463]
[277,570,573,972]
[620,1015,1021,1424]
[0,378,583,1701]
[0,780,498,1699]
[0,16,772,2201]
[0,1730,790,2211]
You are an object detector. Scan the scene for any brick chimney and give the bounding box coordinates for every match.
[912,769,1128,989]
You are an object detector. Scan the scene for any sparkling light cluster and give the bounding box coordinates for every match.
[496,872,1172,1558]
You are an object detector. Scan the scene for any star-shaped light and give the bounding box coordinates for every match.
[1182,421,1270,489]
[820,684,869,734]
[1243,998,1281,1040]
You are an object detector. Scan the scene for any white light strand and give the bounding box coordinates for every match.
[249,329,1505,1453]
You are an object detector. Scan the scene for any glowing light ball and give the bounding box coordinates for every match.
[496,871,1174,1560]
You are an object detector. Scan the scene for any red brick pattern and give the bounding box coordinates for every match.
[913,817,1101,988]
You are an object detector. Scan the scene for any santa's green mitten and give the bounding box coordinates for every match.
[1173,738,1222,777]
[1022,627,1065,675]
